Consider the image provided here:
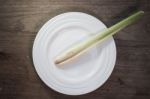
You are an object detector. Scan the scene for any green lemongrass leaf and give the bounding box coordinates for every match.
[54,11,144,64]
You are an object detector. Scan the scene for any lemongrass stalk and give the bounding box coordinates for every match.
[54,11,144,64]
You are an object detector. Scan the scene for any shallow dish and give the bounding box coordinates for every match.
[32,12,116,95]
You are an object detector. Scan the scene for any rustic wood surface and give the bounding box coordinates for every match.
[0,0,150,99]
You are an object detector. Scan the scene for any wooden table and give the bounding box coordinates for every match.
[0,0,150,99]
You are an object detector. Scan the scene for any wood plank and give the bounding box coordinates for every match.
[0,0,150,99]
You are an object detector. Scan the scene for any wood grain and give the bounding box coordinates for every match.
[0,0,150,99]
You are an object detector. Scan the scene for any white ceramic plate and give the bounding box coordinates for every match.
[32,12,116,95]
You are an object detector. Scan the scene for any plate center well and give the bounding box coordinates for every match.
[49,26,100,83]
